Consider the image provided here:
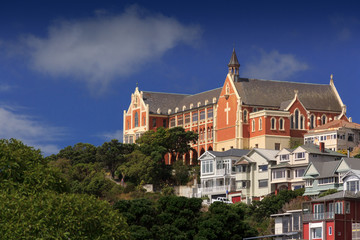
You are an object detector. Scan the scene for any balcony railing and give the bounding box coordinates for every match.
[198,185,236,194]
[303,212,335,221]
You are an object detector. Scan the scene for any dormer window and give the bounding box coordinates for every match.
[280,154,289,161]
[346,180,360,193]
[295,152,305,160]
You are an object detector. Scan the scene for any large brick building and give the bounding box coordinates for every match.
[123,49,348,164]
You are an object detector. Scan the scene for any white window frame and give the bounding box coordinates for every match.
[271,117,276,130]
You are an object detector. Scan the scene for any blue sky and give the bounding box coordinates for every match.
[0,1,359,155]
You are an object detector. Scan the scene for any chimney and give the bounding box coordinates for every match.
[319,142,325,153]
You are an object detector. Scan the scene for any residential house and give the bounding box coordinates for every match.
[302,190,360,240]
[304,120,360,152]
[271,209,302,240]
[232,148,279,204]
[197,148,250,201]
[272,143,345,194]
[303,157,360,196]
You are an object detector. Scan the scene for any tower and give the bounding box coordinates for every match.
[228,48,240,80]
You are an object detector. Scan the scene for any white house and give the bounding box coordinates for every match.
[197,148,250,201]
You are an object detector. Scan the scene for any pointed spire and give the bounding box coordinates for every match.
[228,48,240,80]
[228,48,240,68]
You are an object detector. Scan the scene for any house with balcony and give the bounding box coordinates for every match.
[232,148,279,204]
[304,119,360,152]
[272,143,345,194]
[302,190,360,240]
[197,148,250,201]
[303,157,360,196]
[271,209,302,240]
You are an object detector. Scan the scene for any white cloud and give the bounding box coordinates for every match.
[0,106,64,155]
[24,5,202,90]
[242,49,309,80]
[102,129,123,141]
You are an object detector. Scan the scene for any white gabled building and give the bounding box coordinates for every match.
[197,149,250,201]
[233,148,279,204]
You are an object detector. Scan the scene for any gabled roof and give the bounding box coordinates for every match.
[234,78,342,112]
[298,143,345,157]
[341,158,360,170]
[341,169,360,180]
[308,119,360,132]
[253,148,279,161]
[311,161,339,178]
[208,149,250,158]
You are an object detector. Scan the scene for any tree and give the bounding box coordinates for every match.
[118,150,170,185]
[96,139,135,178]
[0,138,44,183]
[0,190,130,239]
[137,127,198,161]
[54,143,98,165]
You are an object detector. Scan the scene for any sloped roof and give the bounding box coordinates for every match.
[341,158,360,170]
[312,191,360,202]
[308,119,360,131]
[312,161,339,178]
[142,91,189,115]
[271,162,308,169]
[300,143,345,157]
[234,78,342,112]
[254,148,279,161]
[209,149,250,157]
[142,88,221,115]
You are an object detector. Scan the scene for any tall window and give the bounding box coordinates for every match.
[152,118,156,127]
[200,111,205,120]
[201,160,213,174]
[207,109,213,118]
[163,119,167,127]
[134,112,139,127]
[252,119,255,132]
[295,110,299,129]
[279,118,284,130]
[170,118,175,127]
[300,115,304,129]
[177,116,183,126]
[290,115,294,129]
[243,109,248,123]
[259,118,262,130]
[322,115,327,125]
[185,115,190,124]
[192,112,198,122]
[310,115,316,129]
[271,118,276,130]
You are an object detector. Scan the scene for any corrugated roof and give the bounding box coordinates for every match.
[312,191,360,202]
[234,78,342,112]
[300,143,345,157]
[142,88,221,115]
[209,149,250,157]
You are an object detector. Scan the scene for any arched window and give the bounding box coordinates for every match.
[322,115,327,125]
[300,115,304,129]
[253,107,258,112]
[211,127,213,139]
[243,109,248,123]
[310,115,316,129]
[295,109,299,129]
[279,118,284,130]
[134,112,139,127]
[252,119,255,132]
[271,118,276,130]
[259,118,262,130]
[290,115,294,129]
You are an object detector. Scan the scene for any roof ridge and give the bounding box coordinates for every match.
[241,78,331,86]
